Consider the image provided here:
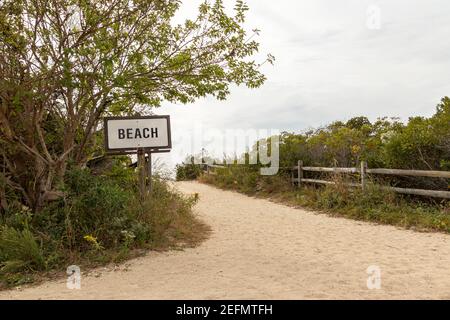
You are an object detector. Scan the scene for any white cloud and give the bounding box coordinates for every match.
[155,0,450,168]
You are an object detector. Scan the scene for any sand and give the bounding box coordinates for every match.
[1,181,450,299]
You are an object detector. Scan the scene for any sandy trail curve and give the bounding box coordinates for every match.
[1,181,450,299]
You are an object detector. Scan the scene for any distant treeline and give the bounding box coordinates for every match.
[272,97,450,190]
[176,98,450,233]
[178,97,450,191]
[277,97,450,171]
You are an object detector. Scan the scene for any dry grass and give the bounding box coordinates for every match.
[0,173,210,290]
[200,170,450,234]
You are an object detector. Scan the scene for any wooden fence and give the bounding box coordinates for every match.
[203,161,450,199]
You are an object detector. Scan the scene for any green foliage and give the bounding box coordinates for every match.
[202,171,450,233]
[312,183,450,231]
[176,159,203,181]
[105,157,136,187]
[279,117,391,168]
[0,164,205,288]
[383,97,450,170]
[46,168,135,249]
[1,0,249,287]
[196,97,450,234]
[0,0,271,211]
[274,98,450,190]
[135,179,205,248]
[0,226,46,274]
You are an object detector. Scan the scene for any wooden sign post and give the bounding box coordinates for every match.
[146,149,153,194]
[104,115,171,201]
[137,148,146,200]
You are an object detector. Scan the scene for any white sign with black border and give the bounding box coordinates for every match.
[104,115,171,153]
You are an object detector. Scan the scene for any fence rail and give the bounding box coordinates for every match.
[203,161,450,199]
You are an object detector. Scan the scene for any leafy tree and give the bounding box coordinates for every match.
[0,0,272,210]
[275,98,450,174]
[345,116,371,130]
[383,97,450,171]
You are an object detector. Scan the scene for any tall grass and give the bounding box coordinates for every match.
[0,226,46,273]
[199,165,450,233]
[0,165,208,288]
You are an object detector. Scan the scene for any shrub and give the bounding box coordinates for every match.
[135,179,205,248]
[0,226,46,274]
[201,163,450,233]
[0,164,207,288]
[176,162,203,181]
[193,97,450,232]
[275,97,450,190]
[34,168,137,250]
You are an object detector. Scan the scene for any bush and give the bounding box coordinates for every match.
[176,162,203,181]
[0,226,46,274]
[33,168,136,250]
[275,97,450,190]
[194,97,450,233]
[0,164,207,288]
[135,179,207,248]
[201,164,450,233]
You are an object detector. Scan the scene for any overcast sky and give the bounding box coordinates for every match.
[154,0,450,170]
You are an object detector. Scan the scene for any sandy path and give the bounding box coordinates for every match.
[2,181,450,299]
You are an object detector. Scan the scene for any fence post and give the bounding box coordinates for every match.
[360,161,367,191]
[297,160,303,188]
